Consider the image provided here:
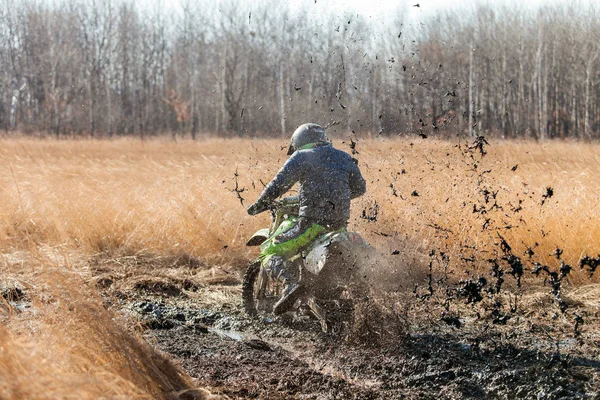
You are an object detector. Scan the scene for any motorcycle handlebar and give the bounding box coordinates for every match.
[273,196,299,207]
[248,196,299,216]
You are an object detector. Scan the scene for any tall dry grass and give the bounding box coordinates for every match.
[1,137,598,271]
[0,249,225,399]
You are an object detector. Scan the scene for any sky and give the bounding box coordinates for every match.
[289,0,454,18]
[286,0,569,20]
[289,0,571,13]
[163,0,574,17]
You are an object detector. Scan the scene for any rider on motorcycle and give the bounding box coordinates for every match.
[247,123,366,314]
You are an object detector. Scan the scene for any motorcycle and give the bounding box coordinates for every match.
[242,196,371,333]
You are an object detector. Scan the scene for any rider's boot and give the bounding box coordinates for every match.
[273,264,303,315]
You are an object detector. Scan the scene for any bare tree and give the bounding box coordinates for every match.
[0,0,598,139]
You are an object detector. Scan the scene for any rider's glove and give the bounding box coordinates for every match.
[247,200,268,216]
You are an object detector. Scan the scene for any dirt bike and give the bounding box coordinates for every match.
[242,196,371,333]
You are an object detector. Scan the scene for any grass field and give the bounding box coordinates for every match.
[2,137,599,264]
[1,136,600,398]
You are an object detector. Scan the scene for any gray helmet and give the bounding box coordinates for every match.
[287,123,329,155]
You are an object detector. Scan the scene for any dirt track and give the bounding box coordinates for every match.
[111,282,600,400]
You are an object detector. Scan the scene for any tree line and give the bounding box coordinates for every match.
[0,0,599,140]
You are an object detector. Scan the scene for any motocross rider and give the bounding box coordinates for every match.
[247,123,366,314]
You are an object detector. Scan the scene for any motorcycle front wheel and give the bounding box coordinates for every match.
[242,259,279,316]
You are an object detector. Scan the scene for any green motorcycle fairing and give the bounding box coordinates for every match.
[258,216,329,266]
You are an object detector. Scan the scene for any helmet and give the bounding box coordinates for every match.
[287,123,329,155]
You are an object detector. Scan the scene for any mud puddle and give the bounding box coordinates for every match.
[118,294,599,399]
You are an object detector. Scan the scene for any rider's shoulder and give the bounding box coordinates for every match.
[329,146,353,159]
[285,149,308,165]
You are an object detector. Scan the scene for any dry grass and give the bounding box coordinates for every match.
[0,249,220,399]
[2,137,598,272]
[1,136,600,396]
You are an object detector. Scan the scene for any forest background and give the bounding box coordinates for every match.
[1,0,599,140]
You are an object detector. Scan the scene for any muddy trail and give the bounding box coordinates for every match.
[100,274,600,400]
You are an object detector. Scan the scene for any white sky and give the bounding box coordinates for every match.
[289,0,576,13]
[290,0,452,17]
[287,0,572,20]
[164,0,577,16]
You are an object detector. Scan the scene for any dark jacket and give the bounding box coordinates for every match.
[257,143,366,227]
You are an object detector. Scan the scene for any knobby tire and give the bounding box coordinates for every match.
[242,259,261,316]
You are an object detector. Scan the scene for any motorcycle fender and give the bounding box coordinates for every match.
[246,228,270,246]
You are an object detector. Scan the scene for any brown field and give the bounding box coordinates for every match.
[2,137,599,265]
[1,137,600,398]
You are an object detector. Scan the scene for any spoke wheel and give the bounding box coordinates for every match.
[242,259,280,316]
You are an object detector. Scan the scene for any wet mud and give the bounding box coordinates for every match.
[118,291,599,399]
